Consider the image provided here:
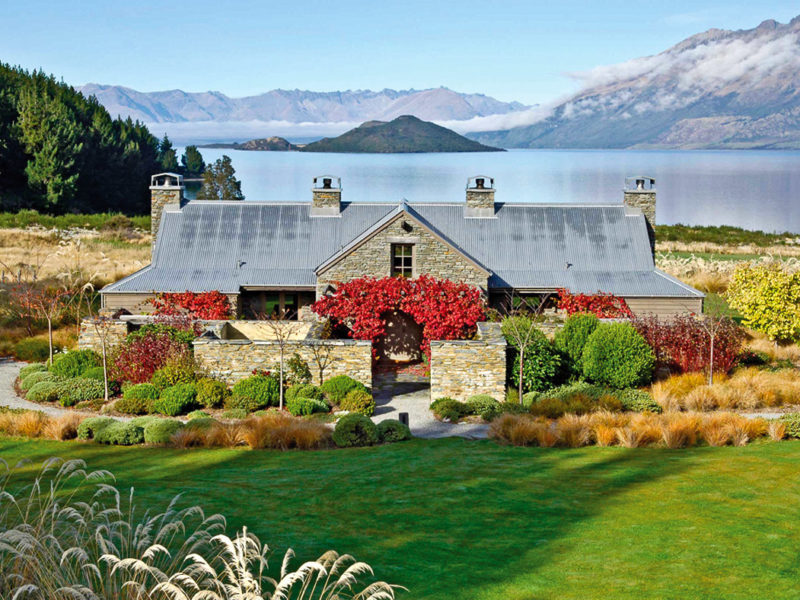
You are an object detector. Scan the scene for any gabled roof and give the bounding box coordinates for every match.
[103,200,702,298]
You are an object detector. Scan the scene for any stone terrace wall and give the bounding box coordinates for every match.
[77,318,129,353]
[193,339,373,388]
[429,322,506,402]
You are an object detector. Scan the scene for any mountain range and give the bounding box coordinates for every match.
[471,16,800,149]
[77,84,526,124]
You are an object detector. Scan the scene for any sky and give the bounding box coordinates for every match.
[1,0,799,105]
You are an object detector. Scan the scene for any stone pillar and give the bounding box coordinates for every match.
[311,176,341,216]
[465,177,495,218]
[150,173,184,254]
[623,178,656,255]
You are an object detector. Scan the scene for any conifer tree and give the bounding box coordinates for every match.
[181,145,205,176]
[157,134,178,171]
[196,155,244,200]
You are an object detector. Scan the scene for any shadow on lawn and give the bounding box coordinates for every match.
[0,438,701,600]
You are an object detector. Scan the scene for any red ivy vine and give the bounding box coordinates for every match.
[150,291,232,320]
[312,275,486,358]
[556,288,633,318]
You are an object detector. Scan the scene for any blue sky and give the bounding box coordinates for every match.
[2,0,798,105]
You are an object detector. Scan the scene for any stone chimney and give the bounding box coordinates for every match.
[623,176,656,254]
[311,175,341,216]
[465,175,496,218]
[150,173,184,254]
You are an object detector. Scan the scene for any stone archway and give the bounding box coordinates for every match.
[375,310,423,363]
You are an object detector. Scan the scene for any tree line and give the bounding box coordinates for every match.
[0,62,207,215]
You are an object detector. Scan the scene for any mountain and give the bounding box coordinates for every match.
[301,115,503,153]
[199,136,297,151]
[470,16,800,149]
[77,84,527,124]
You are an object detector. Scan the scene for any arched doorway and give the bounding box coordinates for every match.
[375,310,423,363]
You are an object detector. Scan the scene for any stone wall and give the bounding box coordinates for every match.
[429,322,506,402]
[193,338,373,388]
[317,214,488,296]
[77,318,129,354]
[623,190,656,253]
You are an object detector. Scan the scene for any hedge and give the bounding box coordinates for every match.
[332,413,379,447]
[582,323,655,388]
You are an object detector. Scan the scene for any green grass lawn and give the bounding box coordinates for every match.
[2,437,799,599]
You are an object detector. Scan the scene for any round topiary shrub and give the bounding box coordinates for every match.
[338,389,375,416]
[94,421,144,446]
[287,396,329,416]
[26,381,60,403]
[285,383,324,403]
[77,416,116,440]
[377,419,412,443]
[144,419,185,444]
[465,394,501,421]
[21,370,58,392]
[196,377,229,408]
[152,383,198,416]
[582,323,655,388]
[521,391,540,408]
[618,389,662,413]
[124,382,160,401]
[228,375,279,412]
[554,313,600,373]
[114,395,153,416]
[55,378,106,407]
[19,363,47,379]
[186,416,217,430]
[430,397,469,422]
[321,375,368,404]
[130,415,162,429]
[332,413,379,447]
[186,409,210,419]
[151,363,196,391]
[50,350,100,378]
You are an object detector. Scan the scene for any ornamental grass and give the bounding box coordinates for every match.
[489,411,773,448]
[0,458,399,600]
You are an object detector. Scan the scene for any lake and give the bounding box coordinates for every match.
[187,148,800,234]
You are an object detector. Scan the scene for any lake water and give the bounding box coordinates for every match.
[187,148,800,234]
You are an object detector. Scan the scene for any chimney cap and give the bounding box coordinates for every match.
[625,176,655,191]
[313,175,341,191]
[466,175,495,190]
[150,172,184,188]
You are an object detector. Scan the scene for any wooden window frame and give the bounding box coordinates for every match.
[391,243,415,278]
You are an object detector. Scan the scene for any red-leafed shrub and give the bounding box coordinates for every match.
[632,314,745,375]
[150,291,232,320]
[312,275,485,358]
[110,332,192,384]
[556,289,632,318]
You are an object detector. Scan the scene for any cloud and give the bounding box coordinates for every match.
[147,119,360,145]
[437,104,557,133]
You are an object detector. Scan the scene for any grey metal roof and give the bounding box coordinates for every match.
[103,200,702,298]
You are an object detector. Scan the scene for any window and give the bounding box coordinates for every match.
[391,244,414,278]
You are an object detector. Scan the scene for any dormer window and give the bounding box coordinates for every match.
[391,244,414,278]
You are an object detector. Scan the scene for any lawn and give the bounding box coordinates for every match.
[1,437,799,599]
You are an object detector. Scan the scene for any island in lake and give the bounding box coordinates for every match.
[200,116,503,154]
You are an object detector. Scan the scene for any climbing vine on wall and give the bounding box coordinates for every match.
[556,288,633,318]
[150,291,232,320]
[312,275,486,358]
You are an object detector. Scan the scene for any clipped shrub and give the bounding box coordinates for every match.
[321,375,368,404]
[187,410,210,419]
[229,375,279,412]
[114,395,153,416]
[553,313,600,373]
[13,338,51,362]
[144,419,185,444]
[619,389,662,413]
[510,331,562,393]
[94,421,144,445]
[76,416,115,440]
[285,383,324,403]
[186,416,217,430]
[780,413,800,438]
[130,415,162,429]
[21,370,57,391]
[196,377,229,408]
[332,413,379,447]
[55,378,106,407]
[339,389,375,417]
[287,396,330,417]
[430,397,469,422]
[50,350,100,378]
[521,391,540,408]
[152,383,198,416]
[151,362,196,392]
[465,394,501,421]
[222,408,248,420]
[377,419,412,443]
[26,381,60,403]
[19,363,47,379]
[582,323,655,388]
[124,383,160,401]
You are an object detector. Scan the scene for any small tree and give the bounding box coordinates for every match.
[308,341,334,386]
[83,285,114,401]
[260,311,303,410]
[500,292,552,403]
[157,134,178,172]
[196,155,244,200]
[9,284,69,364]
[696,311,738,385]
[181,145,206,177]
